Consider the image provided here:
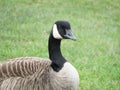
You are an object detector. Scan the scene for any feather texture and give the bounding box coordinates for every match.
[0,57,79,90]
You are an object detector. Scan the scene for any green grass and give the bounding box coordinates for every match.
[0,0,120,90]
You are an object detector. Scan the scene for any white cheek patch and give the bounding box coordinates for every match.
[53,24,63,39]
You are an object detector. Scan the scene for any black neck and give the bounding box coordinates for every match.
[48,32,66,72]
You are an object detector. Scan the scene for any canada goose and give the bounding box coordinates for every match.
[0,20,79,90]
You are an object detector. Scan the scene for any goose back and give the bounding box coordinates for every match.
[0,57,79,90]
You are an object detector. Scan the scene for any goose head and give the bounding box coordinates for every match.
[52,20,76,41]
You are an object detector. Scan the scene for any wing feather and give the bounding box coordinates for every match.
[0,57,51,78]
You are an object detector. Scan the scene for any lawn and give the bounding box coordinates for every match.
[0,0,120,90]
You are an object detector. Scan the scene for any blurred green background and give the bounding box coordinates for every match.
[0,0,120,90]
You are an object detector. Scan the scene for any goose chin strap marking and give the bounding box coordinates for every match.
[53,24,63,39]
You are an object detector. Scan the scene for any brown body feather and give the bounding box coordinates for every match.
[0,57,77,90]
